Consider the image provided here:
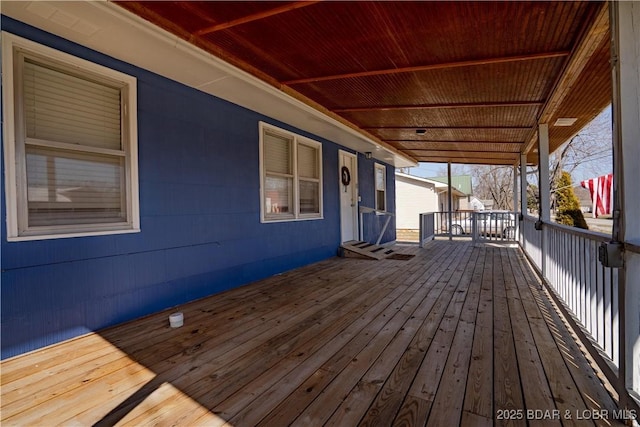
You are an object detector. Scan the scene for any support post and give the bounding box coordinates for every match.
[513,164,518,215]
[513,163,519,240]
[538,124,551,223]
[611,0,640,405]
[520,155,528,213]
[518,153,529,247]
[448,161,453,241]
[538,123,550,279]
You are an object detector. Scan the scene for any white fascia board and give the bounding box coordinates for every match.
[395,172,448,189]
[424,179,449,188]
[1,1,417,168]
[395,172,437,188]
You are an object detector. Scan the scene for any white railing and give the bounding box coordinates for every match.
[471,211,518,243]
[548,221,619,362]
[418,212,435,248]
[417,211,474,244]
[520,216,636,406]
[418,211,519,245]
[521,216,542,269]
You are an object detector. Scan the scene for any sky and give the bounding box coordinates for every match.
[401,106,613,185]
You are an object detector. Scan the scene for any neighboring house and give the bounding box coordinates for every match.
[573,185,594,214]
[395,173,438,231]
[395,172,469,240]
[466,196,486,211]
[426,175,473,212]
[0,7,405,359]
[480,199,495,210]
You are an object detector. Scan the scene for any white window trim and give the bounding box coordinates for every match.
[375,162,387,212]
[259,122,323,223]
[2,32,140,241]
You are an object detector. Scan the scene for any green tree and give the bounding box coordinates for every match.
[527,183,539,213]
[554,171,588,229]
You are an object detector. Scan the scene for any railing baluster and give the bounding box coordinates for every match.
[612,268,619,365]
[596,245,605,350]
[604,264,613,359]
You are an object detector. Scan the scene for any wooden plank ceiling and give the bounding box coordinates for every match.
[116,1,612,166]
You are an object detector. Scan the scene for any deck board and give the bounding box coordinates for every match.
[0,241,625,426]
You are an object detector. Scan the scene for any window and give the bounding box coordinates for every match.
[2,33,139,240]
[260,123,322,222]
[375,163,387,211]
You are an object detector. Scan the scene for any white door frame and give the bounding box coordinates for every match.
[339,150,359,242]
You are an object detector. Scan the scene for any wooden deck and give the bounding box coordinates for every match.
[1,241,624,426]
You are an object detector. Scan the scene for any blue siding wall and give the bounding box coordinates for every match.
[0,16,395,359]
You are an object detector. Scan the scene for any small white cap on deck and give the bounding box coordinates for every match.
[169,312,184,328]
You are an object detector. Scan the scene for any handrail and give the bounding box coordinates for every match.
[529,215,640,254]
[522,214,612,241]
[358,206,394,216]
[544,218,611,241]
[358,206,394,245]
[627,242,640,254]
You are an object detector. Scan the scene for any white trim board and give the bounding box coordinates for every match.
[1,1,417,168]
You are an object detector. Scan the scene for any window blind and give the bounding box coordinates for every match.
[264,131,292,175]
[297,143,318,179]
[23,59,122,150]
[376,167,385,190]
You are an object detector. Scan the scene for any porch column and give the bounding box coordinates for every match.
[447,161,453,241]
[520,154,528,215]
[537,124,551,222]
[537,123,550,279]
[512,163,519,241]
[520,154,528,249]
[611,0,640,402]
[512,164,518,214]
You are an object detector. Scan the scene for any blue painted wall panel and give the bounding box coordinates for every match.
[0,16,395,359]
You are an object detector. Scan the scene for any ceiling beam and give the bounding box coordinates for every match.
[522,2,610,154]
[401,149,520,154]
[334,101,543,113]
[194,1,322,36]
[413,157,518,165]
[283,51,570,85]
[364,126,532,130]
[384,140,525,144]
[405,150,518,158]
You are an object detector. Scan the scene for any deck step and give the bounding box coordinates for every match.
[339,240,401,260]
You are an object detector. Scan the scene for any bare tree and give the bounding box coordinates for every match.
[549,106,612,210]
[415,108,611,214]
[550,107,612,183]
[471,166,515,210]
[435,164,471,177]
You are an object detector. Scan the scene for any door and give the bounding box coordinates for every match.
[339,150,358,242]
